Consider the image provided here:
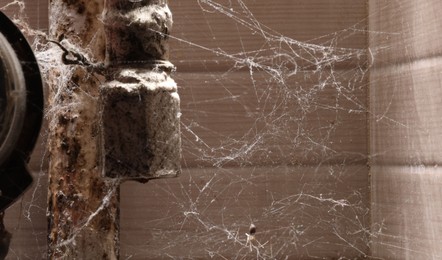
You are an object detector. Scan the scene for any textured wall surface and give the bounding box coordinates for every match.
[369,0,442,259]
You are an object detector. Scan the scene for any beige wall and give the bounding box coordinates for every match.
[369,0,442,259]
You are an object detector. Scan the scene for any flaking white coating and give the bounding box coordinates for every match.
[107,69,177,91]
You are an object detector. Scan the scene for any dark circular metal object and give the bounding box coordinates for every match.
[0,11,44,211]
[0,28,27,166]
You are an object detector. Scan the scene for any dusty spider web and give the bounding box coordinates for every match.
[0,0,396,259]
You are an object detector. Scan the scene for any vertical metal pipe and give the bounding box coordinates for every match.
[47,1,119,258]
[47,0,179,258]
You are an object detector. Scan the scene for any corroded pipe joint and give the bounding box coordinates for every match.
[104,0,173,66]
[101,0,181,182]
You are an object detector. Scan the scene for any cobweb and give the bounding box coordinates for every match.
[0,0,394,259]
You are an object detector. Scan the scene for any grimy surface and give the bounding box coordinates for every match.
[4,0,369,259]
[2,0,441,259]
[101,0,180,181]
[46,0,181,258]
[46,0,119,258]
